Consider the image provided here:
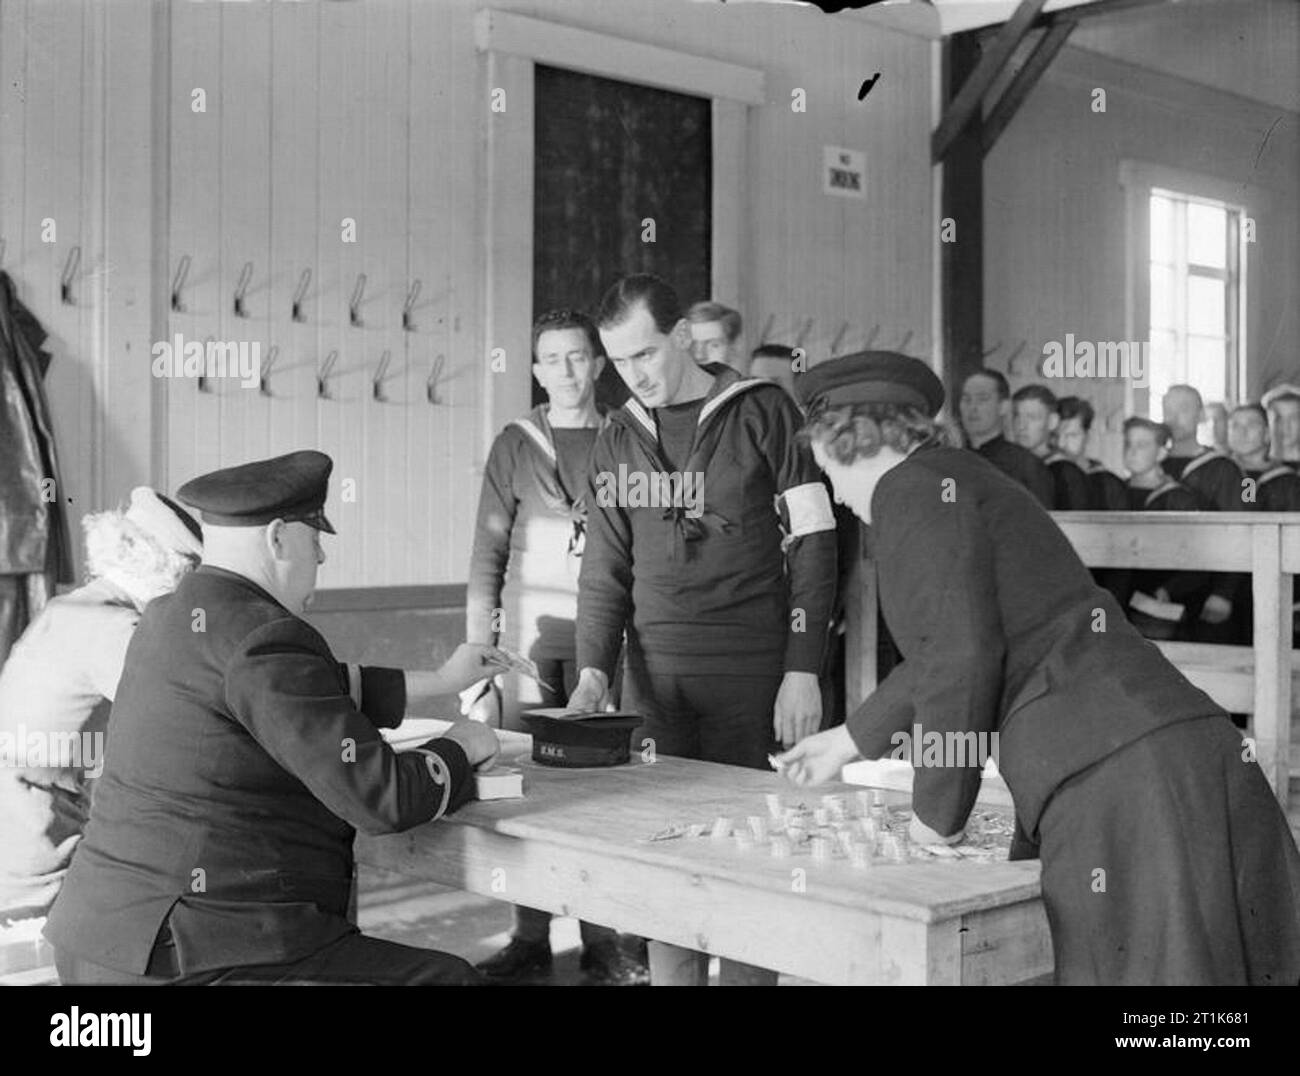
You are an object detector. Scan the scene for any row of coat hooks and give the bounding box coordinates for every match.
[754,315,919,359]
[172,256,427,332]
[191,334,446,404]
[0,239,83,304]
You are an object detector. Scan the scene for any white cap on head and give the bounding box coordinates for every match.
[123,487,203,559]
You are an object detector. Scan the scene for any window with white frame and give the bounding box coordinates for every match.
[1146,189,1244,411]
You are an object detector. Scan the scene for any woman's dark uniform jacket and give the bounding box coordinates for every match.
[845,443,1300,982]
[44,566,475,976]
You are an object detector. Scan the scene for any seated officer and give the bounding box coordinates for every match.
[44,451,507,985]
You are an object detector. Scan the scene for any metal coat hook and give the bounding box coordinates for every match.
[426,353,445,404]
[291,269,312,323]
[317,349,339,399]
[830,321,850,357]
[349,273,367,327]
[794,317,815,348]
[259,345,279,397]
[61,246,81,305]
[897,330,914,352]
[757,313,775,346]
[402,279,422,332]
[1005,339,1028,375]
[371,349,393,401]
[197,335,216,394]
[233,261,253,318]
[981,339,1003,359]
[863,324,880,348]
[171,254,191,313]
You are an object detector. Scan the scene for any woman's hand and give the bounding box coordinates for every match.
[774,725,859,787]
[909,814,964,846]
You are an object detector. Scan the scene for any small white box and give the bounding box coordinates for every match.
[474,766,524,801]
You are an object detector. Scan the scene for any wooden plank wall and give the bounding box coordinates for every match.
[0,0,157,576]
[2,0,934,587]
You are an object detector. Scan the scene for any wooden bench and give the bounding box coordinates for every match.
[845,512,1299,810]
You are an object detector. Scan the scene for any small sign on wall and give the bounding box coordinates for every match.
[823,146,866,199]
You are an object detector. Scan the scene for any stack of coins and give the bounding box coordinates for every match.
[711,816,732,839]
[765,793,783,820]
[747,815,768,841]
[770,835,792,858]
[810,836,831,862]
[849,842,871,870]
[734,830,755,852]
[854,790,872,817]
[813,807,830,826]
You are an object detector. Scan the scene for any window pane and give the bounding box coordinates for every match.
[1187,335,1226,402]
[1187,275,1225,335]
[1148,329,1179,411]
[1150,264,1175,328]
[1187,202,1227,268]
[1150,193,1175,264]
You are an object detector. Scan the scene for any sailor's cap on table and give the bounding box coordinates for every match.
[177,450,336,534]
[521,710,642,768]
[794,350,945,418]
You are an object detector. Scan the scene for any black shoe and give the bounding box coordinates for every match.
[476,938,553,982]
[580,940,650,986]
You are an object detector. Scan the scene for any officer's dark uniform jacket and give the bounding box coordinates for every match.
[578,364,836,679]
[843,443,1223,844]
[44,566,473,975]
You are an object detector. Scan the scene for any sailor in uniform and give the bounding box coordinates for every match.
[571,274,837,985]
[1011,384,1092,510]
[958,368,1054,508]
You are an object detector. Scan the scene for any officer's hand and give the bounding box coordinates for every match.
[773,671,822,748]
[567,667,610,713]
[774,725,857,787]
[909,814,964,847]
[438,720,501,770]
[440,643,512,693]
[1200,595,1232,624]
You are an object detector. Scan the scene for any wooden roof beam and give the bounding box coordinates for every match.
[931,0,1047,164]
[980,20,1076,156]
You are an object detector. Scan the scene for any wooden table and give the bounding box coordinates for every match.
[357,722,1051,985]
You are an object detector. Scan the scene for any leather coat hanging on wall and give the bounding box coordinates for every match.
[0,270,74,667]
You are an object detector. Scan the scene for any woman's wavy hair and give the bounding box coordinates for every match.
[799,400,958,465]
[82,509,198,592]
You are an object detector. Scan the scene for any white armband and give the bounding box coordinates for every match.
[777,482,835,537]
